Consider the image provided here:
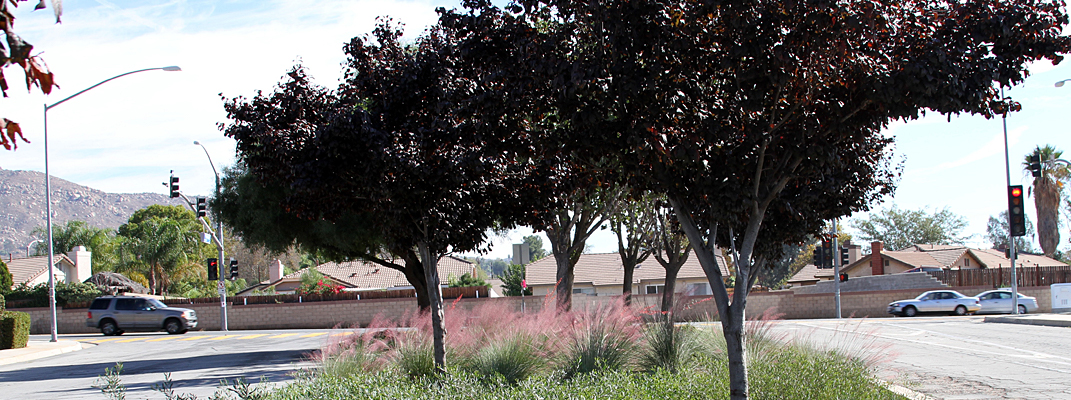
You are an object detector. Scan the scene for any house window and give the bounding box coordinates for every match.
[645,285,664,294]
[573,287,595,295]
[883,259,889,267]
[964,259,970,267]
[686,283,712,295]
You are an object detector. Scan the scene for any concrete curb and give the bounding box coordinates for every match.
[883,382,938,400]
[982,315,1071,328]
[0,340,86,366]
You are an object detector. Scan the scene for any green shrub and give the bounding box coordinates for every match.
[56,282,103,306]
[0,259,12,291]
[0,293,6,314]
[462,334,544,384]
[639,322,703,373]
[0,310,31,349]
[394,335,436,379]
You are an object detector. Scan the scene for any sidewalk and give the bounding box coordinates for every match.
[982,312,1071,328]
[0,340,86,366]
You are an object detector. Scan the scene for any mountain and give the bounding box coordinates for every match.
[0,167,183,257]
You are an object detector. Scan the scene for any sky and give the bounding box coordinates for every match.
[2,0,1069,260]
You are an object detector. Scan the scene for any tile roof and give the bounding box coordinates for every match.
[970,248,1067,268]
[3,255,75,288]
[275,255,478,290]
[841,244,1067,273]
[787,263,836,284]
[525,250,729,286]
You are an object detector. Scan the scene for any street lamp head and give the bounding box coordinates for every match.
[193,141,201,145]
[1055,79,1070,87]
[162,66,182,72]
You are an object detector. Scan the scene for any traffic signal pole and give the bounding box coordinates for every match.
[833,220,842,319]
[178,191,228,331]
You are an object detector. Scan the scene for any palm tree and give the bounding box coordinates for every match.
[1023,145,1069,258]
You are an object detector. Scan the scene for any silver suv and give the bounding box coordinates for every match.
[86,296,198,335]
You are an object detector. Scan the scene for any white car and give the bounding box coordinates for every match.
[974,290,1039,314]
[888,290,981,317]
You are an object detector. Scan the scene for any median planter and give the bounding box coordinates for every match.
[0,310,31,349]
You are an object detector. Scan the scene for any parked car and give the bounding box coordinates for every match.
[974,290,1039,314]
[888,290,981,317]
[86,296,197,335]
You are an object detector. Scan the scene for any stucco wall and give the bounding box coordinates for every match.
[12,286,1053,334]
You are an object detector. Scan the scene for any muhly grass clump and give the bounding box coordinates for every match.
[298,299,905,400]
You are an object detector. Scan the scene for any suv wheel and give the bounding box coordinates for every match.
[165,318,185,335]
[100,320,119,336]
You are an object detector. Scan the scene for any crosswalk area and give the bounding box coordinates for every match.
[78,331,359,345]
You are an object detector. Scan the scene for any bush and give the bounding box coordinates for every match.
[0,293,6,313]
[0,310,31,349]
[462,333,544,384]
[0,259,12,291]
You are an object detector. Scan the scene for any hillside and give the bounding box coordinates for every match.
[0,167,183,257]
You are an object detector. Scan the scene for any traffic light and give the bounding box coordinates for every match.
[821,239,833,268]
[812,246,826,269]
[228,259,239,280]
[839,273,849,282]
[169,176,180,198]
[207,258,218,281]
[1027,153,1042,178]
[196,197,207,218]
[1008,185,1026,237]
[840,246,850,266]
[1004,247,1017,259]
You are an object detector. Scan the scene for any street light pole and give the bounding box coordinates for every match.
[25,239,42,258]
[43,66,181,342]
[194,141,228,331]
[999,87,1020,315]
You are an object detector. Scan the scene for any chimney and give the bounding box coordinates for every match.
[847,243,862,265]
[269,260,284,282]
[67,246,92,283]
[871,241,884,275]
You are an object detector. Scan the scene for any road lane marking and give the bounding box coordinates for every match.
[237,334,269,340]
[147,336,183,342]
[267,333,300,339]
[114,337,150,343]
[299,332,328,338]
[179,335,210,341]
[330,332,355,337]
[87,337,125,344]
[209,335,241,341]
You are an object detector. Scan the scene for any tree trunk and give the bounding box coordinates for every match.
[1035,178,1061,258]
[661,264,680,314]
[723,304,749,400]
[400,250,431,311]
[417,242,446,371]
[622,259,636,306]
[553,253,574,312]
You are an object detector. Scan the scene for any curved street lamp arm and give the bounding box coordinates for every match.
[46,66,181,110]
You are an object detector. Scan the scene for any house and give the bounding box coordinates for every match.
[524,251,730,297]
[237,255,481,295]
[4,246,92,289]
[839,241,1067,279]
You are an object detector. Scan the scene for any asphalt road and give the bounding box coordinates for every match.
[767,316,1071,400]
[0,329,345,400]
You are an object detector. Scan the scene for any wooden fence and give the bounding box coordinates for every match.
[926,266,1071,288]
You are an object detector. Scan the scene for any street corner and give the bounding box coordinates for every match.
[0,340,86,366]
[982,313,1071,328]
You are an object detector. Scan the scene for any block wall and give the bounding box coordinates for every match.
[12,285,1053,334]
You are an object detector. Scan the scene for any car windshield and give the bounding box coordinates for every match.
[147,298,168,309]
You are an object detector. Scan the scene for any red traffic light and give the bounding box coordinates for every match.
[1011,187,1022,197]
